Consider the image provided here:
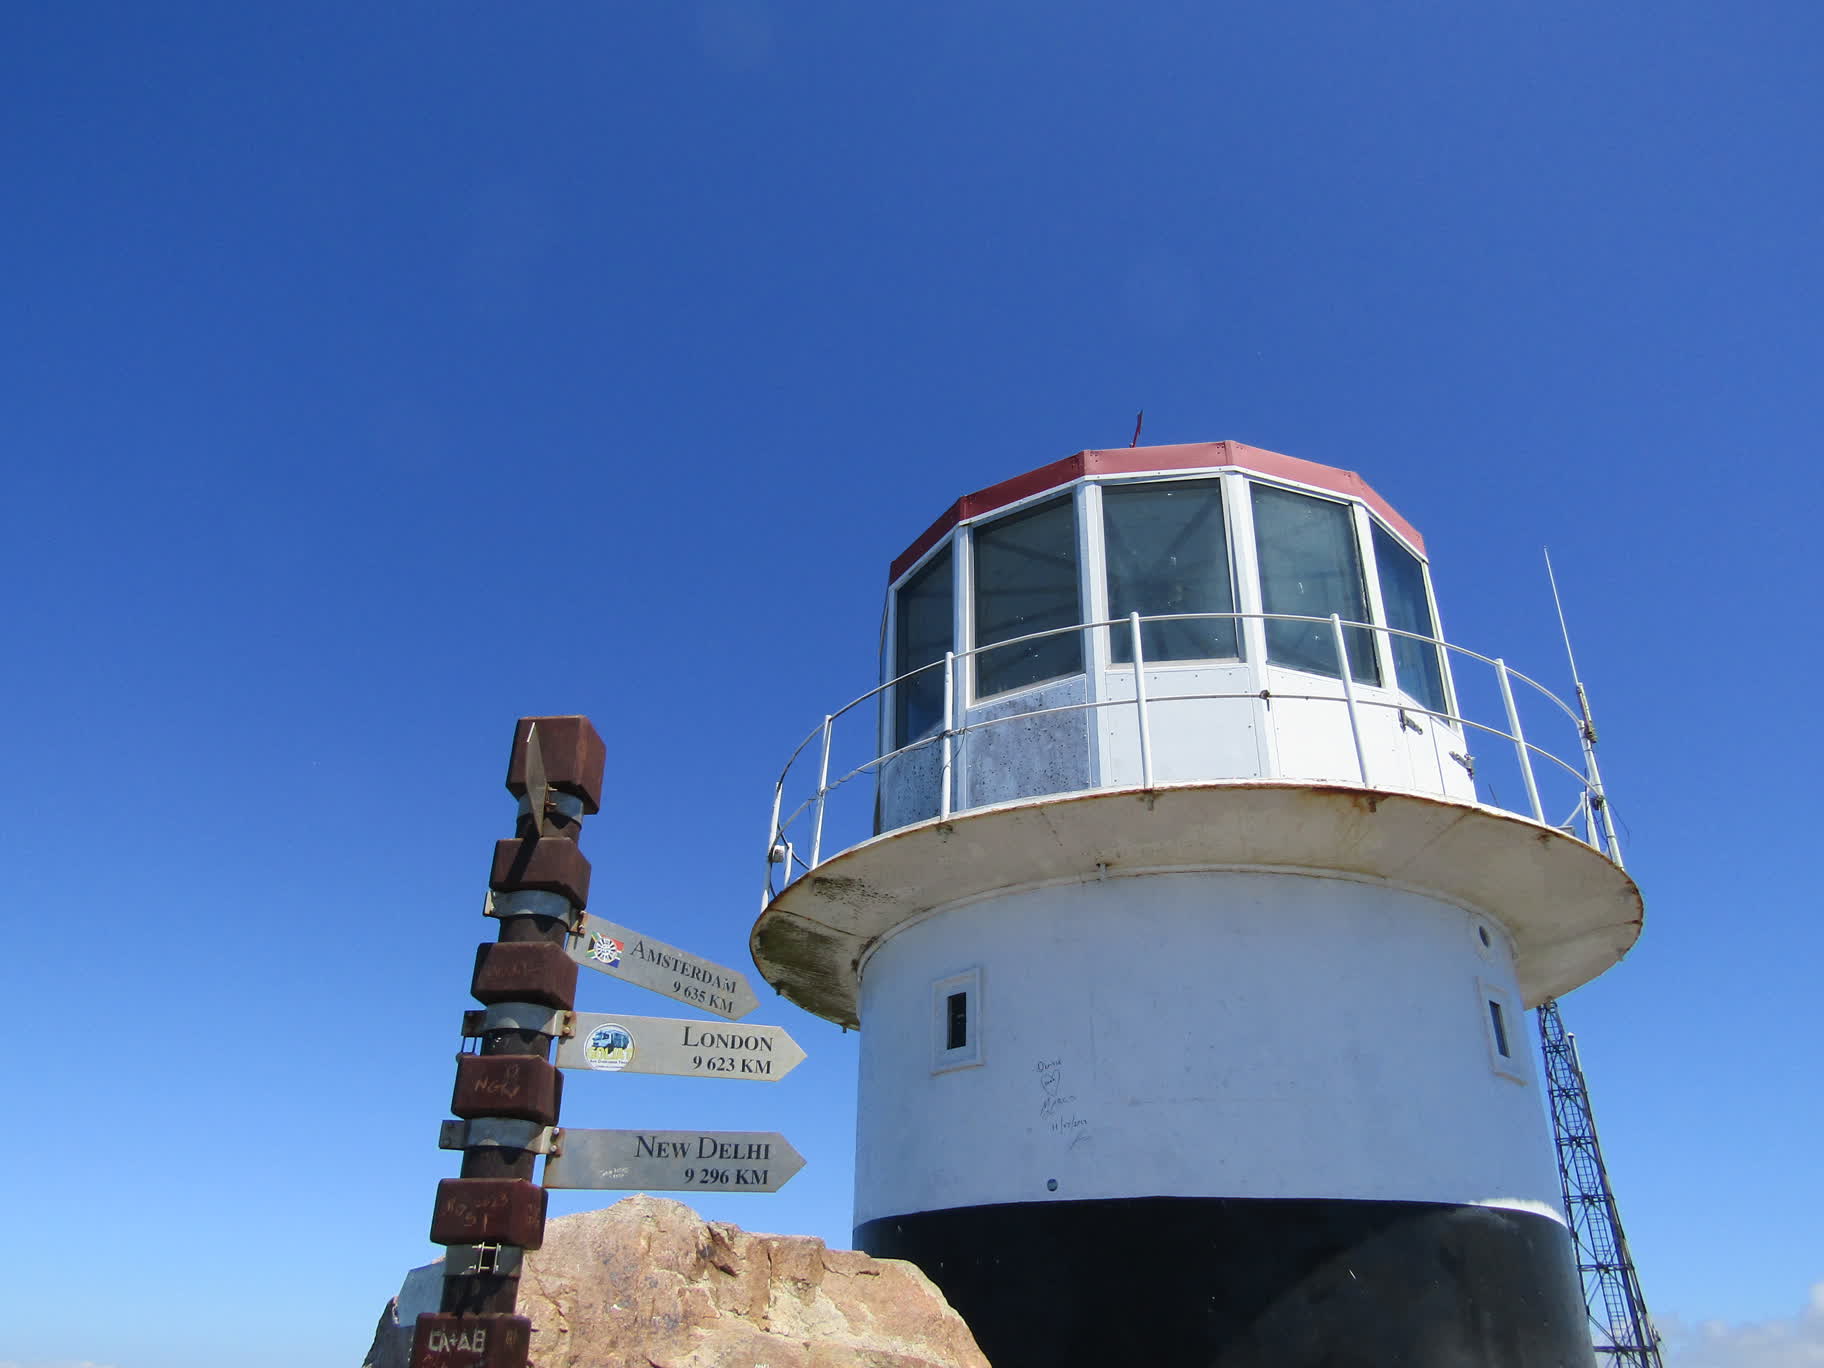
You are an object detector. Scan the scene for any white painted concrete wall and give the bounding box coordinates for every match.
[853,870,1560,1227]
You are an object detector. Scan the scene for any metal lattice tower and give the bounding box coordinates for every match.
[1538,999,1664,1365]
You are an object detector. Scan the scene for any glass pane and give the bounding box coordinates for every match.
[973,496,1083,697]
[1372,523,1447,714]
[893,545,953,746]
[1251,484,1379,683]
[1488,1000,1511,1058]
[1103,480,1240,664]
[946,992,968,1050]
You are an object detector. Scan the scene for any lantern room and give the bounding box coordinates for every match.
[878,440,1472,830]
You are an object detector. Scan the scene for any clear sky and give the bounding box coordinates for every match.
[3,4,1820,1367]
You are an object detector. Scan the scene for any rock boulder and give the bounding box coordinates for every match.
[364,1195,989,1368]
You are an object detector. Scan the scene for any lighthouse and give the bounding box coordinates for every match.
[753,441,1639,1367]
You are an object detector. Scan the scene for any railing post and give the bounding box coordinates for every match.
[1495,659,1545,823]
[762,778,786,910]
[939,651,956,821]
[1330,614,1370,785]
[809,714,834,869]
[1130,612,1155,789]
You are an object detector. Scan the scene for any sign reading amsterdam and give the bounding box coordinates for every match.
[543,1128,806,1192]
[554,1011,807,1082]
[565,911,760,1021]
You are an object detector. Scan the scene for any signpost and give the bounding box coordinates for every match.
[561,910,761,1021]
[542,1128,807,1193]
[410,715,810,1368]
[554,1011,806,1082]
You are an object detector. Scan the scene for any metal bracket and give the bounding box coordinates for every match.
[460,1002,571,1038]
[439,1118,557,1153]
[485,887,576,921]
[1449,750,1476,777]
[1399,709,1425,735]
[445,1243,525,1278]
[518,789,585,829]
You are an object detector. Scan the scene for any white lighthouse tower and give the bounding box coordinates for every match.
[753,441,1640,1367]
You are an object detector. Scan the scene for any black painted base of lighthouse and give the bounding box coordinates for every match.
[857,1196,1593,1368]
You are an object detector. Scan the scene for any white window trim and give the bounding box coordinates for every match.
[933,967,984,1074]
[1478,978,1527,1084]
[1099,472,1247,671]
[967,494,1085,706]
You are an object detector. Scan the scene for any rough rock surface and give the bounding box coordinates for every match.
[364,1194,990,1368]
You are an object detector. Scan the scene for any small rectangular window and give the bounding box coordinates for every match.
[1487,999,1511,1058]
[1103,479,1241,664]
[1251,484,1379,684]
[973,497,1083,697]
[1479,979,1525,1083]
[933,968,983,1072]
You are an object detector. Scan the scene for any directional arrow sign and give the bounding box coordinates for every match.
[543,1128,805,1192]
[565,912,760,1021]
[555,1011,806,1082]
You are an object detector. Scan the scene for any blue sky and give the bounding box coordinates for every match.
[3,4,1820,1366]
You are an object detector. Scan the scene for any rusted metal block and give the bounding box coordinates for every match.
[506,715,605,812]
[470,940,577,1010]
[451,1054,563,1126]
[429,1177,547,1248]
[410,1312,531,1368]
[489,837,591,906]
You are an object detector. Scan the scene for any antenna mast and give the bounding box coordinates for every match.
[1543,548,1626,863]
[1538,1000,1664,1366]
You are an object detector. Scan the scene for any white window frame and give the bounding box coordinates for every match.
[1246,478,1381,687]
[1478,978,1526,1084]
[932,967,984,1074]
[1096,471,1244,671]
[965,491,1087,707]
[1363,512,1460,726]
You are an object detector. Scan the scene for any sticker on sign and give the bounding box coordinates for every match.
[554,1011,805,1082]
[564,912,759,1021]
[543,1128,806,1193]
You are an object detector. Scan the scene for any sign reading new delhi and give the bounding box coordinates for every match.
[542,1128,806,1193]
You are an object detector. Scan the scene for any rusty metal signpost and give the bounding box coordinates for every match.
[410,716,807,1368]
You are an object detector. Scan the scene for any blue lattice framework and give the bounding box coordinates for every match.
[1538,999,1664,1365]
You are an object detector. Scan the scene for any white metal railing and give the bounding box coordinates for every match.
[762,611,1623,908]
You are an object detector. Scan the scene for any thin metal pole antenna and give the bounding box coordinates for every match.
[1544,548,1625,863]
[1544,546,1584,701]
[1538,999,1664,1366]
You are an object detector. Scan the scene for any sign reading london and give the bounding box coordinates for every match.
[566,911,760,1021]
[543,1128,806,1193]
[555,1011,807,1082]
